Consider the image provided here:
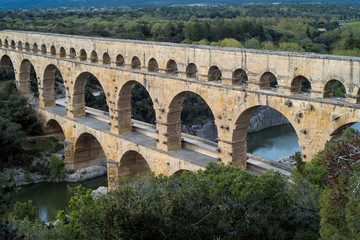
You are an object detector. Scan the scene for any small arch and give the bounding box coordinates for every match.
[208,66,222,82]
[73,133,107,170]
[118,151,151,178]
[186,63,198,79]
[59,47,66,58]
[173,170,190,177]
[166,59,178,75]
[291,76,311,93]
[0,39,2,47]
[131,56,141,69]
[356,89,360,104]
[17,41,23,50]
[25,42,30,51]
[324,80,346,98]
[102,53,110,65]
[4,39,9,48]
[90,51,98,63]
[44,119,65,141]
[33,43,38,53]
[260,72,277,89]
[11,40,15,49]
[50,46,56,56]
[69,48,76,59]
[116,54,125,67]
[79,49,87,61]
[148,58,158,72]
[41,44,47,54]
[232,68,248,85]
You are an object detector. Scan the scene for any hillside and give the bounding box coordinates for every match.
[0,0,359,10]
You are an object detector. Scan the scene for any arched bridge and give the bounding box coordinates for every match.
[1,30,360,187]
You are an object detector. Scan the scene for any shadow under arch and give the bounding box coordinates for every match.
[42,64,65,107]
[0,55,15,81]
[115,80,156,134]
[73,132,107,170]
[19,59,37,96]
[43,119,65,141]
[232,105,301,167]
[72,71,108,118]
[166,91,217,151]
[118,150,151,178]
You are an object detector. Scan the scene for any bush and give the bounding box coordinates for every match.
[48,155,66,178]
[10,201,36,222]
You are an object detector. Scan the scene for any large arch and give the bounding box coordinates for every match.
[43,119,65,141]
[73,132,107,170]
[323,79,346,98]
[115,80,156,134]
[0,55,15,82]
[118,150,151,178]
[42,64,64,107]
[19,59,37,96]
[232,105,300,167]
[291,76,311,94]
[72,72,108,118]
[165,91,217,151]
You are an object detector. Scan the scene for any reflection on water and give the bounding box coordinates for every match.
[12,176,107,222]
[247,124,301,161]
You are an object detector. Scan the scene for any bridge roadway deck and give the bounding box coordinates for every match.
[36,99,292,176]
[37,103,218,168]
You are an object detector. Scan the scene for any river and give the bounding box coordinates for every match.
[11,122,360,222]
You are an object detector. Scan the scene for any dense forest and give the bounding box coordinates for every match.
[0,4,360,56]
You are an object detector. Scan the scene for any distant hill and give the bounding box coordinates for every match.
[0,0,359,10]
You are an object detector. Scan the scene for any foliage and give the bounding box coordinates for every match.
[131,84,155,124]
[10,201,36,222]
[48,154,66,178]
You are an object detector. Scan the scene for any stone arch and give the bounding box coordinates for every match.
[73,132,107,170]
[172,169,190,176]
[72,72,107,118]
[24,42,30,51]
[43,119,65,141]
[41,44,47,54]
[33,43,38,53]
[208,65,221,82]
[118,150,151,178]
[232,105,300,167]
[166,59,178,75]
[102,53,110,65]
[165,91,217,151]
[0,55,15,81]
[291,76,311,93]
[19,59,37,96]
[90,50,98,63]
[260,72,277,89]
[232,68,248,85]
[42,64,64,107]
[115,80,156,134]
[17,41,23,50]
[10,40,15,49]
[0,39,2,47]
[323,79,346,98]
[59,47,66,58]
[131,56,141,69]
[69,48,76,59]
[50,46,56,56]
[357,89,360,104]
[186,63,197,79]
[116,54,125,67]
[79,49,87,61]
[148,58,158,72]
[4,39,8,48]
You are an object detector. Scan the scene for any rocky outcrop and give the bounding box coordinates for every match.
[181,106,289,142]
[3,165,107,186]
[92,186,110,200]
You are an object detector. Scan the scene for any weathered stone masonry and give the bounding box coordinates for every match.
[1,30,360,187]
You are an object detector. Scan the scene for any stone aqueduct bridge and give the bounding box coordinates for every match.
[1,30,360,187]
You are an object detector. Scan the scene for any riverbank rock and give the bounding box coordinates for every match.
[182,120,218,141]
[248,106,289,133]
[92,186,110,200]
[3,168,47,186]
[277,156,296,169]
[65,166,107,182]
